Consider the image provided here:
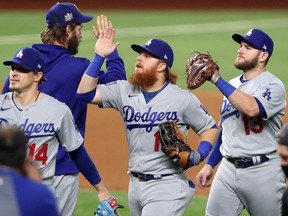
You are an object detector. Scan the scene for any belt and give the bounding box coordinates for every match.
[226,155,269,168]
[130,172,174,182]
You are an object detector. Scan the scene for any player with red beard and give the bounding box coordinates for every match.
[76,27,218,216]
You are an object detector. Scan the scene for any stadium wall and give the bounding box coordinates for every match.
[1,0,288,10]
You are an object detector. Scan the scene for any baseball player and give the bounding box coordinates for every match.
[0,126,59,216]
[0,47,120,214]
[276,123,288,216]
[76,26,218,216]
[2,3,126,216]
[196,28,286,216]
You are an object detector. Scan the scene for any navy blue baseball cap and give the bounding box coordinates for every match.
[131,38,174,68]
[46,2,93,28]
[232,28,274,58]
[3,47,45,73]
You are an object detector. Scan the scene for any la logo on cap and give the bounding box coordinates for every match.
[246,29,253,36]
[37,64,42,69]
[145,39,152,46]
[16,50,23,58]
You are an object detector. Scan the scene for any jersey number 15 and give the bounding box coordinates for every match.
[242,115,264,135]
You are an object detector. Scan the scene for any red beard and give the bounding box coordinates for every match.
[129,67,158,87]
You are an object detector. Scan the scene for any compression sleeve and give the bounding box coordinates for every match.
[76,88,96,103]
[206,128,223,168]
[69,144,101,185]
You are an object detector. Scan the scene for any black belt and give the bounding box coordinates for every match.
[130,172,174,182]
[226,155,269,168]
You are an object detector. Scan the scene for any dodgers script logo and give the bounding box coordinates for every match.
[0,118,57,138]
[220,99,239,123]
[123,106,178,132]
[19,118,56,138]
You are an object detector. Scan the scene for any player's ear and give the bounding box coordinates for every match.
[157,61,167,72]
[34,72,44,83]
[259,51,269,63]
[66,25,73,37]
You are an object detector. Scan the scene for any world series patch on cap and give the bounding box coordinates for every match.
[46,2,93,28]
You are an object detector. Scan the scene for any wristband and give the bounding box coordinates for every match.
[198,141,213,161]
[215,77,236,98]
[85,54,105,78]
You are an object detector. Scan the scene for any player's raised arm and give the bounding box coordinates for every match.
[94,15,126,83]
[77,24,120,105]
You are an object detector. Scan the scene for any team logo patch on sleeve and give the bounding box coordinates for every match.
[262,88,272,101]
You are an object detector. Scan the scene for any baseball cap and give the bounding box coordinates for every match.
[3,47,45,73]
[131,38,174,68]
[277,123,288,145]
[232,28,274,58]
[46,2,93,28]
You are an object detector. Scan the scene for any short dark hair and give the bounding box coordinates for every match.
[0,127,28,170]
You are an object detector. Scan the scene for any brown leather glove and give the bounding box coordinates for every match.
[186,52,219,90]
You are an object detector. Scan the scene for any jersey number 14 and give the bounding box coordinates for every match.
[28,143,48,165]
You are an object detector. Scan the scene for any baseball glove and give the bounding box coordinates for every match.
[159,121,200,170]
[186,52,219,90]
[94,196,124,216]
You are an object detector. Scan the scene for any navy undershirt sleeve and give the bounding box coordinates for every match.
[254,97,267,118]
[69,145,101,185]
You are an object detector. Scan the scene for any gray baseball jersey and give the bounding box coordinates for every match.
[98,80,216,174]
[98,80,215,215]
[220,71,286,157]
[206,71,286,216]
[0,92,83,181]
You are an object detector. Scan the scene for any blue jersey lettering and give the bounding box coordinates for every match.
[123,105,178,132]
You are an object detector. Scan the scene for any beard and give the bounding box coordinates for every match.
[129,67,158,87]
[67,33,79,55]
[234,54,259,72]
